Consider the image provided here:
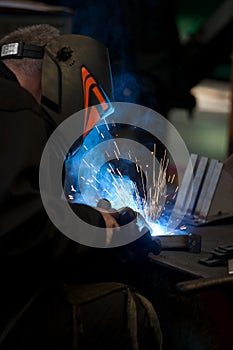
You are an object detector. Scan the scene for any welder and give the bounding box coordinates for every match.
[0,24,162,349]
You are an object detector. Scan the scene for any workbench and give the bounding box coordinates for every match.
[150,222,233,290]
[146,222,233,350]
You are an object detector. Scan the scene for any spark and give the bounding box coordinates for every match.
[103,188,113,197]
[95,125,100,134]
[114,141,121,155]
[105,151,110,159]
[113,150,119,160]
[92,175,100,184]
[82,159,91,168]
[104,118,110,130]
[135,157,140,173]
[90,184,98,191]
[108,162,115,174]
[86,179,93,184]
[71,185,76,192]
[170,174,176,184]
[139,165,147,203]
[152,143,156,187]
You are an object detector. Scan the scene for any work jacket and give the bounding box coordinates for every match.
[0,61,159,338]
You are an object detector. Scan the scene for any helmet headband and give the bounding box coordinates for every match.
[0,42,44,59]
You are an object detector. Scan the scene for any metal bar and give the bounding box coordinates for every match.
[198,161,223,219]
[187,156,208,214]
[172,153,197,215]
[156,233,201,253]
[194,159,219,218]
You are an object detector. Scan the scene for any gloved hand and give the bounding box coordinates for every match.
[108,206,162,264]
[71,202,161,260]
[114,230,161,264]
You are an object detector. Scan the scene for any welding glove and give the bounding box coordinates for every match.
[49,203,162,284]
[110,207,162,264]
[71,203,161,263]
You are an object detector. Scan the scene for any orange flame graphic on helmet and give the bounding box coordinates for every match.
[81,66,112,137]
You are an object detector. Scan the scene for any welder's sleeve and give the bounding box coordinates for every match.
[0,107,51,256]
[53,206,162,284]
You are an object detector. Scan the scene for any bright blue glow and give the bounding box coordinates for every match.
[64,114,186,236]
[149,222,166,236]
[148,220,186,236]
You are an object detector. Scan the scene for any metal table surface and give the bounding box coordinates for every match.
[149,222,233,292]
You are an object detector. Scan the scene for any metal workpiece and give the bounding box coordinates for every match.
[154,233,201,253]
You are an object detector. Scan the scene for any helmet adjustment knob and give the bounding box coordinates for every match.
[57,46,73,61]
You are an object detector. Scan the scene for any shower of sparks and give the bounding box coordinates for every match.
[136,149,171,229]
[66,119,179,235]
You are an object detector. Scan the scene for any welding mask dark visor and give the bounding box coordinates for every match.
[41,34,114,128]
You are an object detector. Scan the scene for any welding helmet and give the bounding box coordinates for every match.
[41,34,114,127]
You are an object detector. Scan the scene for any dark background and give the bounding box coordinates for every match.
[0,0,232,117]
[39,0,233,116]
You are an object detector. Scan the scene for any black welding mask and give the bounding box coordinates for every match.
[41,34,114,128]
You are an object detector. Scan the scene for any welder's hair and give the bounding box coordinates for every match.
[0,24,60,75]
